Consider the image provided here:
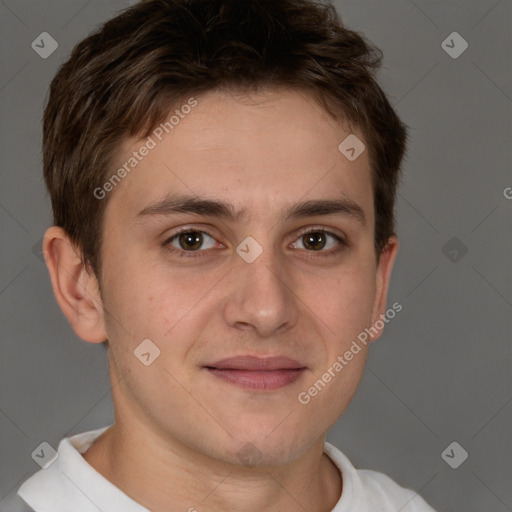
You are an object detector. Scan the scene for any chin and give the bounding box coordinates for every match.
[211,429,313,468]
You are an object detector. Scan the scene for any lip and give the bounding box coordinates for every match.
[207,355,304,371]
[204,356,307,391]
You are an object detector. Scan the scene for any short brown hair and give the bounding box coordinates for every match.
[43,0,407,278]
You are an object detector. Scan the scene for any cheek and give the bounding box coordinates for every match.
[296,270,374,425]
[101,256,225,348]
[307,265,376,340]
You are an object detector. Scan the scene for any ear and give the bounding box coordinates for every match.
[369,235,399,342]
[43,226,107,343]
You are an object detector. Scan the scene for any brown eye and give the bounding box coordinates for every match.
[166,230,217,253]
[291,230,344,254]
[178,231,203,251]
[302,232,327,251]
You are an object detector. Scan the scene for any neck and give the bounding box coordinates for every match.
[82,420,342,512]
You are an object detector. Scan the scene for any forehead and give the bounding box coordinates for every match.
[105,88,373,224]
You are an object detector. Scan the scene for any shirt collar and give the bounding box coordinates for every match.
[18,427,355,512]
[18,424,149,512]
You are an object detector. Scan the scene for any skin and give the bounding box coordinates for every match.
[43,88,398,512]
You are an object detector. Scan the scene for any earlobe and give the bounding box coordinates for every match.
[369,236,399,342]
[43,226,107,343]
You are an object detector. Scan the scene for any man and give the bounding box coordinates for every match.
[18,0,437,510]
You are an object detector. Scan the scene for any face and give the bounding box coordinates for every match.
[93,88,397,466]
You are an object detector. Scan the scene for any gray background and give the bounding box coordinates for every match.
[1,0,510,511]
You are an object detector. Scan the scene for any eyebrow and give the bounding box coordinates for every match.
[137,194,366,226]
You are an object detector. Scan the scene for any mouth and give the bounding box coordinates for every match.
[203,356,307,391]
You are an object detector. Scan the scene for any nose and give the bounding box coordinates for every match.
[222,244,300,338]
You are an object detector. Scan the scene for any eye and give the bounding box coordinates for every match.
[290,229,345,256]
[163,227,346,259]
[164,229,220,258]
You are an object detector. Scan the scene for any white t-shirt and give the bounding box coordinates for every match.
[17,426,437,511]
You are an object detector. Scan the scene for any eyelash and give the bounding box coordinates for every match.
[163,227,347,259]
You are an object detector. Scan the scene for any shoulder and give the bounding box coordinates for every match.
[324,442,437,512]
[3,491,36,512]
[357,468,437,511]
[17,426,113,512]
[17,459,71,511]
